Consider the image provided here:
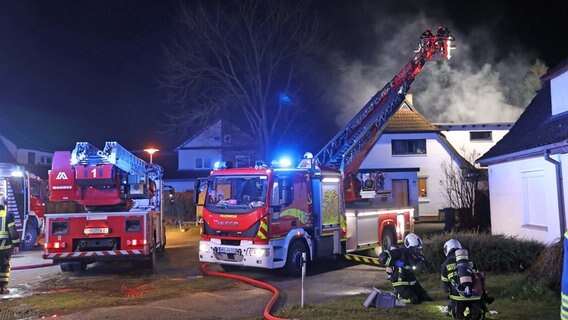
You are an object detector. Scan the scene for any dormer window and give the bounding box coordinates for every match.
[551,70,568,116]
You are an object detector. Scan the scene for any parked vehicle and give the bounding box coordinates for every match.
[43,141,167,272]
[197,29,456,275]
[0,163,47,251]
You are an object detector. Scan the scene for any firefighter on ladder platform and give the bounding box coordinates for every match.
[0,201,20,294]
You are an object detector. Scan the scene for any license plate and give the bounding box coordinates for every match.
[217,247,237,254]
[84,227,109,235]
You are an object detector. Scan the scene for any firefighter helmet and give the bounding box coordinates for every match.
[443,239,462,256]
[404,233,422,249]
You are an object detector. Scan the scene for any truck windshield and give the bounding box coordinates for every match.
[205,175,268,214]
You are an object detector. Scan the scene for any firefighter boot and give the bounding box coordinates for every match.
[0,283,8,294]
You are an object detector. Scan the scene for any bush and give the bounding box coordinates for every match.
[527,239,563,291]
[420,231,546,274]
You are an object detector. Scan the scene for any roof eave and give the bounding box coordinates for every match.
[477,140,568,166]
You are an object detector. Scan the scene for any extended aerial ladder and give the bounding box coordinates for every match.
[314,27,456,201]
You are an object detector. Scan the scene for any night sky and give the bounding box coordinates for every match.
[1,1,567,157]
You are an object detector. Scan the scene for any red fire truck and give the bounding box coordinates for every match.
[43,142,167,272]
[198,29,456,276]
[0,163,47,251]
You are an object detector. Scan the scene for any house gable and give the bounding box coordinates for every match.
[478,79,568,165]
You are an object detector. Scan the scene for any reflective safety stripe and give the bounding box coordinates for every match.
[449,294,481,301]
[0,239,11,250]
[343,254,381,265]
[256,217,268,240]
[441,275,449,281]
[563,293,568,320]
[393,281,416,286]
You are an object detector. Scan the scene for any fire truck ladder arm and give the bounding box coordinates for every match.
[314,29,455,176]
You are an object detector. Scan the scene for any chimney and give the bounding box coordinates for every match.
[405,94,413,106]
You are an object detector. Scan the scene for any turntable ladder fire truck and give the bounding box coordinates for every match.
[0,163,46,251]
[198,29,456,275]
[43,141,167,272]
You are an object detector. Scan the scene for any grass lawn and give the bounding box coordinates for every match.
[273,273,560,320]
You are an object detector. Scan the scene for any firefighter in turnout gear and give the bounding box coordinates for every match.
[0,203,20,294]
[378,233,434,304]
[441,239,493,320]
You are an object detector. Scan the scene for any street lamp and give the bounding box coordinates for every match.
[144,148,159,163]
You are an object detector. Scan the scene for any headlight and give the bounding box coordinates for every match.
[248,248,270,257]
[199,243,210,252]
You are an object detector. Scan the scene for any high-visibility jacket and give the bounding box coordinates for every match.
[561,231,568,320]
[0,209,20,250]
[378,247,419,287]
[441,250,481,301]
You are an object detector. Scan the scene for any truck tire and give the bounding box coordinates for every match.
[141,247,156,272]
[284,240,308,277]
[381,229,396,252]
[21,225,38,251]
[60,263,71,272]
[71,262,87,273]
[156,227,167,253]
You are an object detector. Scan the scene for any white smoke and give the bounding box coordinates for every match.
[325,15,535,127]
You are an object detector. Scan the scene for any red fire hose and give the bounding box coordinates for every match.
[12,262,54,270]
[200,263,290,320]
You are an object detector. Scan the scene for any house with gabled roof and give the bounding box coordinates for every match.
[359,95,510,222]
[0,119,53,178]
[168,119,262,192]
[478,58,568,243]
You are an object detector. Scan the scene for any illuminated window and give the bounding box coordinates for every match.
[392,139,426,155]
[418,177,428,197]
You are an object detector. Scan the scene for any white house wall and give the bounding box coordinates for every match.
[441,129,509,161]
[488,154,568,244]
[181,121,222,148]
[360,132,461,219]
[178,149,221,171]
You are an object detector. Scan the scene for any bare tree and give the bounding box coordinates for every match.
[160,0,330,159]
[439,148,482,209]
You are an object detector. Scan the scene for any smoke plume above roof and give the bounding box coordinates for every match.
[324,15,538,127]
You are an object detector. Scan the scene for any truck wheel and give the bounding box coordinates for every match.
[60,263,71,272]
[156,227,166,253]
[71,262,87,273]
[284,241,308,277]
[141,247,156,272]
[381,229,396,252]
[21,226,38,251]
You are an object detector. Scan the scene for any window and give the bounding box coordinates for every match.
[391,139,426,155]
[470,131,492,141]
[223,134,232,143]
[521,170,547,228]
[235,155,250,168]
[40,156,52,165]
[28,152,36,164]
[551,71,568,116]
[195,158,212,169]
[418,177,428,197]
